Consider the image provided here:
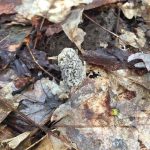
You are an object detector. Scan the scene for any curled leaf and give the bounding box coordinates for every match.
[128,52,150,71]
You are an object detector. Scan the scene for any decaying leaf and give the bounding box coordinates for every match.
[120,1,150,22]
[0,78,66,123]
[0,26,31,52]
[119,28,146,48]
[62,9,85,50]
[137,125,150,149]
[0,0,150,149]
[16,0,93,23]
[19,96,62,125]
[0,50,15,70]
[51,75,110,127]
[128,52,150,71]
[119,2,141,19]
[0,78,65,103]
[35,136,54,150]
[0,81,19,106]
[0,103,12,124]
[82,48,129,71]
[1,131,30,149]
[0,125,14,141]
[50,64,150,149]
[65,127,140,150]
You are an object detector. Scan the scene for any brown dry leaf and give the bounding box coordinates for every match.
[137,124,150,149]
[119,28,146,48]
[35,134,73,150]
[49,65,150,149]
[35,133,76,150]
[119,2,141,19]
[120,1,150,22]
[0,69,18,123]
[17,78,65,102]
[51,77,110,127]
[0,104,11,124]
[0,125,14,141]
[0,78,64,123]
[16,0,93,23]
[0,78,64,103]
[35,136,54,150]
[82,48,129,71]
[49,134,75,150]
[1,131,30,149]
[66,127,139,150]
[62,9,85,50]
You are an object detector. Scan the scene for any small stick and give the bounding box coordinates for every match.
[48,56,58,60]
[115,7,121,46]
[26,44,59,82]
[0,35,9,43]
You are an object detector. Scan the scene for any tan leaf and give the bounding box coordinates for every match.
[62,9,85,50]
[1,132,30,149]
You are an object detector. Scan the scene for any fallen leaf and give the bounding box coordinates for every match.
[62,9,85,50]
[35,136,53,150]
[120,1,150,23]
[119,28,146,48]
[16,0,93,23]
[0,103,11,123]
[128,52,150,71]
[0,125,14,141]
[82,48,129,71]
[50,65,150,149]
[137,124,150,149]
[120,2,141,19]
[51,77,110,127]
[1,131,30,149]
[19,98,62,125]
[0,50,15,70]
[0,26,31,52]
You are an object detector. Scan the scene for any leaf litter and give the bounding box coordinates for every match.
[0,0,150,150]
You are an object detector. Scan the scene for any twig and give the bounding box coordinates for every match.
[26,44,59,82]
[0,98,72,148]
[48,56,58,60]
[115,7,121,45]
[33,18,45,49]
[25,134,47,150]
[40,17,45,31]
[0,35,9,43]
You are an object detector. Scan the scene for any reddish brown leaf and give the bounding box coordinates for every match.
[14,77,33,89]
